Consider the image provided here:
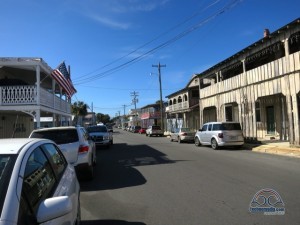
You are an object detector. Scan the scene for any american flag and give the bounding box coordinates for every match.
[51,62,77,98]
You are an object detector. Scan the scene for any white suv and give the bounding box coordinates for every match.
[194,122,244,150]
[29,126,96,179]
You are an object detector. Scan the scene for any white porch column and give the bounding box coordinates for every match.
[35,65,41,128]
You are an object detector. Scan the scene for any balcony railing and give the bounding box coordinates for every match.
[168,101,189,112]
[0,85,71,113]
[200,52,300,98]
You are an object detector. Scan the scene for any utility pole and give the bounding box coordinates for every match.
[130,91,139,126]
[152,62,166,132]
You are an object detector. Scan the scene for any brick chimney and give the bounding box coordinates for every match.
[264,29,270,38]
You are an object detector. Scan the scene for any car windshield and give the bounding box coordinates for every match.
[0,155,17,214]
[181,128,191,132]
[87,126,107,133]
[216,123,242,130]
[30,129,79,144]
[152,126,161,130]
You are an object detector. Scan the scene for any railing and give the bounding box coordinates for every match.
[168,101,189,112]
[0,85,71,113]
[200,52,300,98]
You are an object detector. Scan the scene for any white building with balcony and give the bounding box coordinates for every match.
[197,18,300,146]
[0,57,74,138]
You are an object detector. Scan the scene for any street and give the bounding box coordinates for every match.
[80,129,300,225]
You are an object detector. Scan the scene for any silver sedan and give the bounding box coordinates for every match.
[170,128,195,143]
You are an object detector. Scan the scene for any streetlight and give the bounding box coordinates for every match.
[152,62,166,132]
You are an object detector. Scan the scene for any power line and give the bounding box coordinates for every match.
[73,0,242,85]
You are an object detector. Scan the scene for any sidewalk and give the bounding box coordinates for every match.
[244,140,300,158]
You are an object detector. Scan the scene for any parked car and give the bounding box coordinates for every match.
[29,126,96,179]
[132,125,141,133]
[146,125,164,137]
[0,138,80,225]
[194,122,244,150]
[86,125,113,148]
[170,127,195,143]
[106,124,113,133]
[138,127,147,134]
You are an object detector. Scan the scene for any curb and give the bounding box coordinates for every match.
[245,144,300,158]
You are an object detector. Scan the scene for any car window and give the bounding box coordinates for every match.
[220,123,242,130]
[152,126,161,130]
[42,143,67,178]
[31,129,78,144]
[201,124,208,131]
[208,124,213,131]
[0,155,16,215]
[212,124,221,131]
[87,126,107,133]
[22,147,56,213]
[181,128,191,132]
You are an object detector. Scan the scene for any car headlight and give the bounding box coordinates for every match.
[103,135,109,140]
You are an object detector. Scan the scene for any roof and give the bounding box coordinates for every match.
[196,17,300,78]
[0,138,42,154]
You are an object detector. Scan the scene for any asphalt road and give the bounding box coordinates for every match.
[80,129,300,225]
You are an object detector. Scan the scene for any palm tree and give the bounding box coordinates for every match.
[71,101,88,125]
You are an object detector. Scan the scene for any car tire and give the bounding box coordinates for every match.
[211,138,219,150]
[170,137,173,142]
[194,137,201,147]
[86,164,94,180]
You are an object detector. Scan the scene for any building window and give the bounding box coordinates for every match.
[255,101,261,122]
[225,105,233,121]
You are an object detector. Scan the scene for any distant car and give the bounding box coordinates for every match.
[132,125,141,133]
[106,124,113,133]
[0,138,80,225]
[170,127,195,143]
[146,125,164,137]
[86,125,113,148]
[138,127,147,134]
[29,126,97,179]
[194,122,244,150]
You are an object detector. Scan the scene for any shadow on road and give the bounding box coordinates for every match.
[81,219,146,225]
[80,143,182,192]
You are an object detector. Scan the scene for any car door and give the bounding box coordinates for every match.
[199,124,209,144]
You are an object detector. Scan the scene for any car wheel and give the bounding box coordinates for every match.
[170,137,173,142]
[86,164,94,180]
[178,137,181,143]
[194,137,201,147]
[211,138,219,150]
[149,134,152,137]
[93,154,97,166]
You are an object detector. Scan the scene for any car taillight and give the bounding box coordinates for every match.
[79,145,89,153]
[218,133,224,138]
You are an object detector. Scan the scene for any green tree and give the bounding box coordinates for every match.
[96,113,111,124]
[71,101,88,125]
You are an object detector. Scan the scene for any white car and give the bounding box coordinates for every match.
[0,138,80,225]
[170,127,195,143]
[29,126,97,180]
[194,122,244,150]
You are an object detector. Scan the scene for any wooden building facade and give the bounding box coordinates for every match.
[197,18,300,146]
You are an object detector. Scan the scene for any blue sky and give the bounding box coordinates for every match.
[1,0,299,118]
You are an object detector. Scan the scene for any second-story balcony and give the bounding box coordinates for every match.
[0,85,71,114]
